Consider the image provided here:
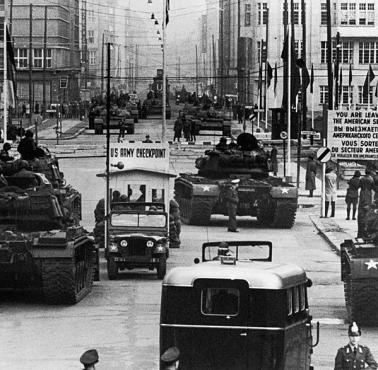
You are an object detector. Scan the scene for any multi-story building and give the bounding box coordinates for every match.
[211,0,378,117]
[10,0,80,109]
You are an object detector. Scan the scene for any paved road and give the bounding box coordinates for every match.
[1,154,377,369]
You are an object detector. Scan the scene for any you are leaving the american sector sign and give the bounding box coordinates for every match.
[327,109,378,160]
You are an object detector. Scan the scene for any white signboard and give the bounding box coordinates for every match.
[110,142,169,172]
[327,109,378,160]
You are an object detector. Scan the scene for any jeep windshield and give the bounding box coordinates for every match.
[111,212,167,228]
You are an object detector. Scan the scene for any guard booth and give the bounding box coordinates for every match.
[270,108,298,140]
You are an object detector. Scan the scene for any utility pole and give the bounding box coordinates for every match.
[105,42,111,261]
[81,0,88,90]
[264,9,269,127]
[237,0,242,103]
[42,5,47,118]
[212,34,216,94]
[101,33,104,93]
[326,0,333,110]
[302,0,307,129]
[195,44,199,96]
[135,44,138,93]
[178,56,180,87]
[219,2,224,98]
[9,0,13,36]
[29,4,33,127]
[334,31,340,109]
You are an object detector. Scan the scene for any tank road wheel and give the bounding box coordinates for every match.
[177,197,192,224]
[271,199,297,228]
[348,279,378,325]
[256,198,274,226]
[157,254,167,280]
[189,197,213,225]
[107,255,119,280]
[41,247,94,304]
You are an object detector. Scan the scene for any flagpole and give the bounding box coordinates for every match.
[287,10,291,179]
[3,19,7,143]
[162,0,167,142]
[311,92,314,130]
[368,64,370,110]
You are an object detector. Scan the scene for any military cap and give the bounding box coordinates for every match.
[80,349,99,366]
[348,322,361,336]
[161,346,180,363]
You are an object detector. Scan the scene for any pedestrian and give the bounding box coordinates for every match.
[34,102,40,114]
[305,155,317,197]
[270,144,278,176]
[173,116,183,142]
[161,346,180,370]
[0,142,13,162]
[142,134,153,143]
[22,102,26,117]
[237,104,244,124]
[334,322,377,370]
[223,179,239,232]
[190,118,196,142]
[118,118,126,142]
[169,199,181,248]
[182,114,191,141]
[357,169,375,238]
[325,166,337,218]
[80,349,99,370]
[345,170,361,220]
[17,129,37,160]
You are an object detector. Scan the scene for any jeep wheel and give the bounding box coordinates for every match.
[157,255,167,280]
[107,256,119,280]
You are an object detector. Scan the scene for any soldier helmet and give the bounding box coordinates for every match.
[80,349,99,366]
[161,346,180,364]
[219,136,227,143]
[348,322,361,336]
[354,170,361,177]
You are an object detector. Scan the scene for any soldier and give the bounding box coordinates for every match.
[169,199,181,248]
[223,179,239,232]
[142,134,153,143]
[345,170,361,220]
[270,144,278,176]
[173,116,183,142]
[334,322,377,370]
[357,170,374,238]
[17,129,37,160]
[305,155,317,197]
[161,346,180,370]
[80,349,99,370]
[215,137,228,152]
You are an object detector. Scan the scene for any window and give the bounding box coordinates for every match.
[33,49,43,68]
[368,3,375,24]
[0,17,4,42]
[88,30,94,44]
[0,0,4,12]
[258,2,267,25]
[359,3,366,10]
[15,48,28,68]
[341,86,354,104]
[320,86,329,104]
[321,3,327,25]
[294,40,303,59]
[257,40,267,64]
[88,9,95,22]
[46,49,52,68]
[245,3,251,26]
[89,50,96,65]
[321,41,353,64]
[359,42,378,64]
[358,85,373,104]
[201,288,240,316]
[293,2,299,24]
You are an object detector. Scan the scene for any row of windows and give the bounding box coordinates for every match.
[245,2,375,27]
[15,48,52,69]
[319,86,376,105]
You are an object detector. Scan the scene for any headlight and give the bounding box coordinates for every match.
[109,243,118,252]
[120,239,128,247]
[146,240,154,247]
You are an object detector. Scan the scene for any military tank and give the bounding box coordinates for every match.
[190,107,231,137]
[174,133,298,228]
[0,149,97,304]
[341,206,378,325]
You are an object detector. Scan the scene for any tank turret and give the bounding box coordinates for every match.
[195,133,269,178]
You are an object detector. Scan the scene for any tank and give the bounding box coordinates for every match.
[174,133,298,228]
[341,206,378,325]
[0,149,97,304]
[190,107,231,137]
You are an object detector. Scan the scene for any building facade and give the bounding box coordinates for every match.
[210,0,378,116]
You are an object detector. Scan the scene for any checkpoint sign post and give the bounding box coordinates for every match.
[317,147,331,218]
[280,131,288,177]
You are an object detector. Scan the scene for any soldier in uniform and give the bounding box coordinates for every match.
[223,179,239,232]
[215,137,228,152]
[357,170,374,238]
[161,346,180,370]
[80,349,99,370]
[334,322,377,370]
[169,199,181,248]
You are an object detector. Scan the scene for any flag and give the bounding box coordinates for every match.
[258,63,263,92]
[339,67,343,104]
[266,62,273,88]
[302,64,310,90]
[348,63,352,87]
[375,81,378,98]
[280,30,300,109]
[310,63,314,94]
[363,64,375,99]
[273,62,278,96]
[3,26,16,108]
[165,0,170,25]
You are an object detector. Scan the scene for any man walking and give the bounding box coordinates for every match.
[223,179,239,232]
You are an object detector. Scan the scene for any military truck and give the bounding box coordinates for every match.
[0,150,97,304]
[174,133,298,228]
[341,208,378,325]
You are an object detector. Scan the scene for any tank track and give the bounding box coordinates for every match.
[344,277,378,325]
[40,249,94,304]
[271,199,297,228]
[178,196,214,226]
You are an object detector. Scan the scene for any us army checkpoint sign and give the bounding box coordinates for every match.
[327,109,378,160]
[109,142,170,172]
